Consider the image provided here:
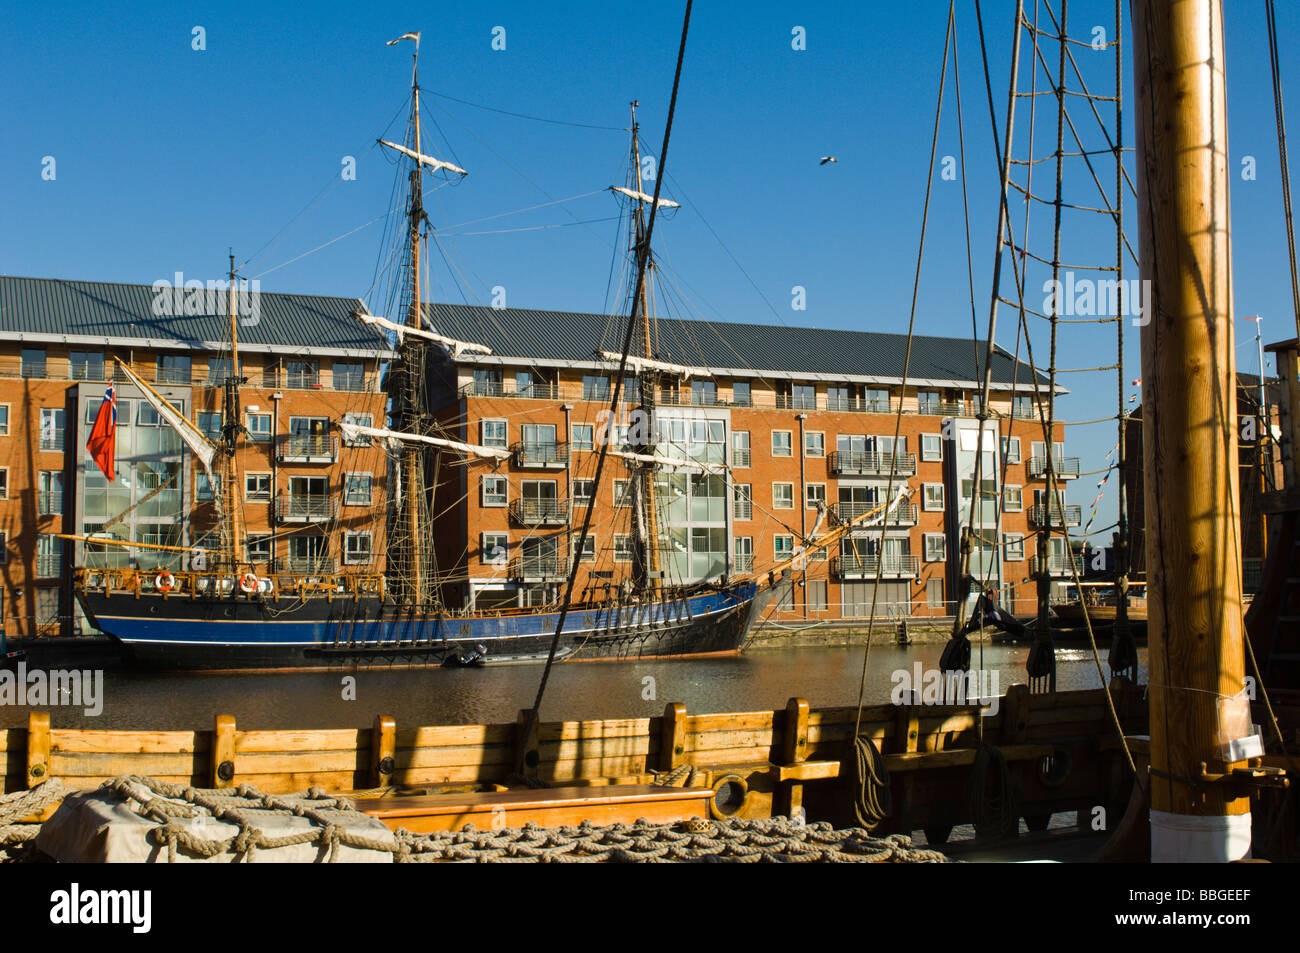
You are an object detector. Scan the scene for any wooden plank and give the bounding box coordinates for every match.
[808,705,898,726]
[27,712,50,788]
[49,752,204,778]
[777,760,838,782]
[221,771,362,794]
[885,744,1054,772]
[782,698,810,765]
[234,728,367,752]
[397,724,515,748]
[232,750,369,774]
[1002,683,1030,745]
[391,764,510,786]
[688,745,784,766]
[1026,706,1108,727]
[213,714,236,789]
[373,715,396,788]
[687,711,775,733]
[543,755,653,782]
[537,717,654,742]
[688,729,775,752]
[49,730,206,755]
[539,736,652,762]
[397,745,516,770]
[659,702,687,771]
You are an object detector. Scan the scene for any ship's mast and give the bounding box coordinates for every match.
[219,251,245,574]
[627,102,663,593]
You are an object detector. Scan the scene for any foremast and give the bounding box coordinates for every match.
[217,252,246,575]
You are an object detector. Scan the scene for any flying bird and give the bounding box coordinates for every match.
[820,156,838,166]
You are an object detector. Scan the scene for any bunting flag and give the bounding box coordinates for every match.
[1081,443,1119,535]
[86,385,117,480]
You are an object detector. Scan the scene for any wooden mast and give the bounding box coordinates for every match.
[628,101,663,593]
[221,252,244,574]
[1132,0,1251,860]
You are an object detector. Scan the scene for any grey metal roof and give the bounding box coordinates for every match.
[424,302,1052,388]
[0,276,384,355]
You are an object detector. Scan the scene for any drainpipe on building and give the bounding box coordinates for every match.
[796,413,807,619]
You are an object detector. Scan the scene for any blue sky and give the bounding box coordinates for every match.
[3,0,1298,536]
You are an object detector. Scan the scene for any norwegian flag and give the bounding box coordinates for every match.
[86,385,117,480]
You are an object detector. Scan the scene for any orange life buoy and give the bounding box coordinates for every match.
[155,572,176,593]
[239,572,259,594]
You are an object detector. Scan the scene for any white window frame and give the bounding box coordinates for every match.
[614,479,633,507]
[1004,484,1023,512]
[1003,533,1025,561]
[0,403,10,437]
[482,533,509,567]
[773,482,794,509]
[246,412,272,442]
[343,531,374,565]
[772,431,793,457]
[571,423,595,452]
[921,433,942,462]
[922,483,944,512]
[924,533,946,562]
[0,466,7,500]
[340,413,373,447]
[614,535,633,563]
[481,418,509,449]
[774,535,795,560]
[482,475,508,507]
[344,471,373,507]
[806,483,826,508]
[571,533,597,563]
[804,431,825,457]
[572,479,595,506]
[246,534,273,563]
[244,471,272,502]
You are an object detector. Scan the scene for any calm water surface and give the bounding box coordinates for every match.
[1,644,1148,731]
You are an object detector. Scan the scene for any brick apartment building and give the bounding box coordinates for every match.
[0,276,389,638]
[421,304,1077,622]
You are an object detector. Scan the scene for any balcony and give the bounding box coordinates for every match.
[1027,456,1081,479]
[1029,504,1082,528]
[276,434,337,464]
[282,555,337,575]
[733,497,753,521]
[830,501,917,526]
[509,554,570,582]
[828,450,917,477]
[732,448,751,467]
[509,498,571,526]
[21,362,47,380]
[1030,554,1085,577]
[834,554,920,579]
[916,400,969,417]
[733,553,754,573]
[39,433,64,452]
[274,494,337,524]
[35,554,63,578]
[512,442,568,469]
[38,490,63,516]
[461,380,560,401]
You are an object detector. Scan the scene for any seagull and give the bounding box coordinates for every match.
[820,156,838,166]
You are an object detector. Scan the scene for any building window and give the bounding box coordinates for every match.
[344,532,373,565]
[732,380,752,406]
[246,412,271,442]
[571,533,596,563]
[791,383,816,410]
[0,404,8,436]
[344,472,372,506]
[572,423,594,452]
[156,353,191,384]
[582,374,610,401]
[865,388,891,412]
[36,588,60,630]
[772,431,793,457]
[245,472,272,501]
[1003,436,1022,464]
[614,479,633,507]
[36,535,64,579]
[197,472,218,501]
[207,357,233,385]
[198,411,223,439]
[614,535,633,562]
[1004,485,1023,512]
[478,419,508,449]
[773,483,794,509]
[922,483,944,511]
[1004,534,1025,561]
[69,351,105,381]
[774,536,795,561]
[572,480,594,506]
[1012,395,1034,418]
[482,475,507,507]
[805,431,825,457]
[247,534,272,563]
[921,433,942,462]
[927,577,945,609]
[340,413,373,447]
[918,390,941,414]
[38,471,63,514]
[732,431,751,467]
[690,379,718,406]
[482,533,509,567]
[808,579,828,612]
[22,348,47,379]
[286,360,318,388]
[0,468,6,499]
[733,484,752,520]
[40,408,65,451]
[924,533,946,562]
[806,483,826,508]
[734,536,754,572]
[333,362,364,391]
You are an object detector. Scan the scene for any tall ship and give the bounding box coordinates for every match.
[69,34,899,670]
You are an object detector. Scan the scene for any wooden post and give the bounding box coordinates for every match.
[212,714,236,789]
[1001,684,1030,745]
[373,715,396,788]
[516,708,540,780]
[27,712,50,788]
[1133,0,1251,860]
[780,698,810,818]
[658,702,687,772]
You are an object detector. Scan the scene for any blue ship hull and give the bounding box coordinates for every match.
[76,583,763,671]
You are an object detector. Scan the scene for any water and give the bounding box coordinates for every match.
[0,644,1147,731]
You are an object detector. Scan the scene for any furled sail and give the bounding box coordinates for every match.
[353,310,491,355]
[115,361,219,480]
[378,139,468,176]
[609,186,680,209]
[597,351,697,378]
[337,421,511,461]
[607,448,725,473]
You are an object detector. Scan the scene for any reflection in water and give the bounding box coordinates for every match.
[0,645,1148,731]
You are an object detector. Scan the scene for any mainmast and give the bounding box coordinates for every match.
[219,251,245,574]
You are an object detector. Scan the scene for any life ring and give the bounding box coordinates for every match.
[257,577,275,594]
[155,572,176,593]
[239,573,260,594]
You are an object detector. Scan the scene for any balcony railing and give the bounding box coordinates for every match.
[38,490,63,515]
[732,448,751,467]
[733,553,754,572]
[828,450,917,477]
[461,380,560,400]
[39,432,64,452]
[512,442,568,468]
[916,400,969,417]
[508,498,571,525]
[21,362,47,379]
[830,501,918,525]
[1027,456,1081,479]
[1030,554,1085,577]
[274,494,337,523]
[276,434,337,463]
[35,554,63,578]
[1029,504,1082,528]
[509,554,570,581]
[834,553,920,579]
[282,555,337,574]
[733,496,753,520]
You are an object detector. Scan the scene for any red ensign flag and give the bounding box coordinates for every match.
[86,385,117,480]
